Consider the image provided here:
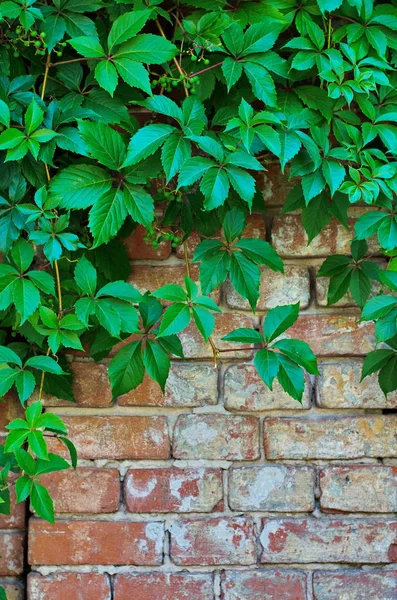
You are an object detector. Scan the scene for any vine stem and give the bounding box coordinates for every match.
[188,61,224,79]
[49,56,101,67]
[41,52,51,101]
[155,17,189,98]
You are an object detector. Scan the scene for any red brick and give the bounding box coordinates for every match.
[170,516,256,565]
[128,263,220,303]
[49,416,169,460]
[40,468,120,513]
[43,362,112,407]
[271,214,378,258]
[229,466,315,512]
[113,573,214,600]
[124,468,223,513]
[319,466,397,513]
[123,225,171,260]
[179,313,258,359]
[223,364,311,410]
[0,582,24,600]
[28,520,164,566]
[256,162,298,206]
[173,414,259,460]
[0,487,25,529]
[224,265,310,311]
[313,570,397,599]
[316,361,397,408]
[264,416,397,460]
[260,518,397,563]
[28,573,111,600]
[118,363,217,407]
[0,533,24,575]
[0,392,24,432]
[282,314,375,356]
[177,214,266,259]
[221,570,307,600]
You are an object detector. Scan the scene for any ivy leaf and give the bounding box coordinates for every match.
[349,268,371,308]
[200,167,230,210]
[107,10,152,50]
[361,349,395,379]
[157,304,190,337]
[143,339,170,391]
[254,348,279,389]
[114,34,177,64]
[68,36,106,58]
[161,133,191,183]
[223,328,264,344]
[192,305,215,342]
[74,256,97,296]
[95,61,118,97]
[199,251,230,294]
[89,188,127,248]
[50,164,112,210]
[273,338,319,374]
[78,121,126,170]
[263,303,300,343]
[31,482,55,523]
[13,279,40,323]
[123,183,154,228]
[327,267,353,305]
[223,207,246,243]
[235,239,284,272]
[108,340,145,397]
[277,354,305,402]
[229,252,260,311]
[361,295,397,321]
[378,355,397,395]
[122,124,175,168]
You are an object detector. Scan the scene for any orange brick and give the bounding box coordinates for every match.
[28,573,111,600]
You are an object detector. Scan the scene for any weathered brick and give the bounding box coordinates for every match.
[123,225,171,260]
[271,214,378,258]
[177,214,266,259]
[264,416,397,459]
[113,573,214,600]
[0,487,25,529]
[281,314,375,356]
[179,314,258,359]
[170,516,256,565]
[173,414,259,460]
[229,466,315,512]
[49,416,169,460]
[224,265,310,311]
[42,362,112,407]
[0,392,24,432]
[223,364,311,411]
[118,363,217,407]
[313,570,397,599]
[260,518,397,563]
[28,520,164,566]
[316,361,397,408]
[128,263,220,303]
[221,570,307,600]
[0,533,24,575]
[124,468,223,513]
[28,573,111,600]
[319,466,397,513]
[257,162,298,206]
[0,582,24,600]
[40,468,120,513]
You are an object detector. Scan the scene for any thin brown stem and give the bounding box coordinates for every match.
[49,57,101,67]
[54,260,63,314]
[155,17,189,97]
[188,61,224,79]
[41,52,51,100]
[183,241,191,278]
[217,346,255,353]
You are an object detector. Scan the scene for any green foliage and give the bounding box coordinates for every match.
[0,0,396,544]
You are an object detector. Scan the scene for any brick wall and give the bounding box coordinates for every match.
[10,165,397,598]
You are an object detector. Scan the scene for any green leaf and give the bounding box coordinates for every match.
[200,167,230,210]
[28,271,55,296]
[273,338,319,374]
[123,183,154,228]
[354,211,388,239]
[78,121,126,170]
[349,268,371,308]
[192,306,215,342]
[302,170,326,204]
[59,436,77,468]
[69,35,105,58]
[263,302,300,343]
[122,124,174,168]
[50,164,112,210]
[199,251,230,295]
[277,354,305,402]
[13,278,40,323]
[178,156,214,187]
[222,57,243,90]
[254,348,279,389]
[113,58,151,94]
[302,194,331,243]
[244,62,276,106]
[327,267,353,305]
[75,256,97,296]
[229,252,260,311]
[143,339,170,391]
[361,349,395,379]
[11,239,34,273]
[378,355,397,396]
[15,370,35,405]
[108,9,152,50]
[89,188,127,248]
[108,340,145,397]
[161,133,191,183]
[152,284,187,302]
[115,34,177,64]
[25,356,65,375]
[0,129,25,150]
[317,255,352,277]
[222,328,264,344]
[15,476,33,503]
[37,412,67,433]
[361,295,397,321]
[25,100,44,135]
[157,303,190,337]
[95,60,118,96]
[223,208,246,243]
[378,217,397,251]
[0,346,22,366]
[235,239,284,272]
[31,482,55,523]
[0,368,18,396]
[4,429,29,453]
[0,100,10,128]
[322,161,345,197]
[97,281,142,303]
[14,448,35,476]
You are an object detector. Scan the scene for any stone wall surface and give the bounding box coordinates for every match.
[4,165,396,599]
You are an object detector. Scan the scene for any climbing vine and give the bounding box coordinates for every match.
[0,2,396,583]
